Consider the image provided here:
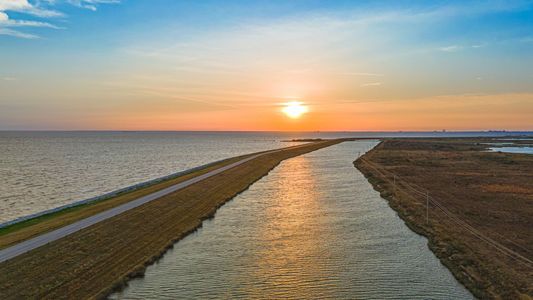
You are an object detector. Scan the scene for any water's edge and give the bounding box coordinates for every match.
[0,157,233,229]
[99,141,341,298]
[354,144,480,299]
[111,140,471,299]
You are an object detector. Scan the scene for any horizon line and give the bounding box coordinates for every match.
[1,129,532,133]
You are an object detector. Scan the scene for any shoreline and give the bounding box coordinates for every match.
[0,156,238,230]
[356,155,478,296]
[354,139,532,299]
[0,140,342,299]
[0,153,258,249]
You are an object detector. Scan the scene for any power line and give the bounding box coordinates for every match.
[357,156,533,268]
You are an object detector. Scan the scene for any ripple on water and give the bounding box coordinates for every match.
[0,132,304,223]
[111,141,472,300]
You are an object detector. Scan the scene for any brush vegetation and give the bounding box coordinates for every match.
[355,138,533,299]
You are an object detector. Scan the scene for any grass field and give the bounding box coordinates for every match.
[355,138,533,299]
[0,140,341,299]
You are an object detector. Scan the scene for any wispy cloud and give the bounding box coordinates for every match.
[360,82,382,87]
[0,0,62,17]
[0,7,60,38]
[0,27,38,38]
[439,45,463,52]
[0,11,60,28]
[343,72,384,77]
[66,0,120,11]
[126,1,515,71]
[0,0,118,38]
[121,1,531,108]
[439,43,488,52]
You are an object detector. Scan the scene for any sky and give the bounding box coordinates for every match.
[0,0,532,131]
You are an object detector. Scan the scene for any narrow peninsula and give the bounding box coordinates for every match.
[0,140,341,299]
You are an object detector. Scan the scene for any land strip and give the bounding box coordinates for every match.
[0,151,282,263]
[355,138,533,299]
[0,154,254,249]
[0,140,341,299]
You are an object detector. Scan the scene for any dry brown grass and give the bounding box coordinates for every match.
[0,140,341,300]
[355,139,533,299]
[480,184,532,194]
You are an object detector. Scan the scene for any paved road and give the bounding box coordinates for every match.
[0,145,297,264]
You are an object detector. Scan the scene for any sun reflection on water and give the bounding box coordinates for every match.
[110,141,472,300]
[246,155,338,298]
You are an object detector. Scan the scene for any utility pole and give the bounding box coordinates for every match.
[393,174,396,196]
[426,191,429,224]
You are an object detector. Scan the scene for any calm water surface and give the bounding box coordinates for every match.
[2,131,526,224]
[0,132,304,223]
[111,141,472,299]
[489,146,533,154]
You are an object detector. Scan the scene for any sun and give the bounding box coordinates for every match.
[282,101,308,119]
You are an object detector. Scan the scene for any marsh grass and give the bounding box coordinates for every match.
[355,138,533,299]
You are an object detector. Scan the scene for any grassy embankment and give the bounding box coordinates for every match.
[0,154,256,249]
[0,140,341,299]
[355,138,533,299]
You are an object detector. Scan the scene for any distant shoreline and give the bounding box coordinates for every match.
[1,130,533,134]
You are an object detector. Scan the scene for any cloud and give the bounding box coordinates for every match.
[0,0,118,38]
[439,45,463,52]
[0,5,60,38]
[439,43,488,52]
[0,27,38,38]
[66,0,120,11]
[343,72,384,77]
[0,0,62,17]
[2,76,17,81]
[122,1,531,108]
[0,11,59,28]
[128,1,519,71]
[360,82,382,87]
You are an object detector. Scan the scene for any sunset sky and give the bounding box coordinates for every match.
[1,0,532,131]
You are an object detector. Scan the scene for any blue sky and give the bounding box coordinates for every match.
[1,0,532,130]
